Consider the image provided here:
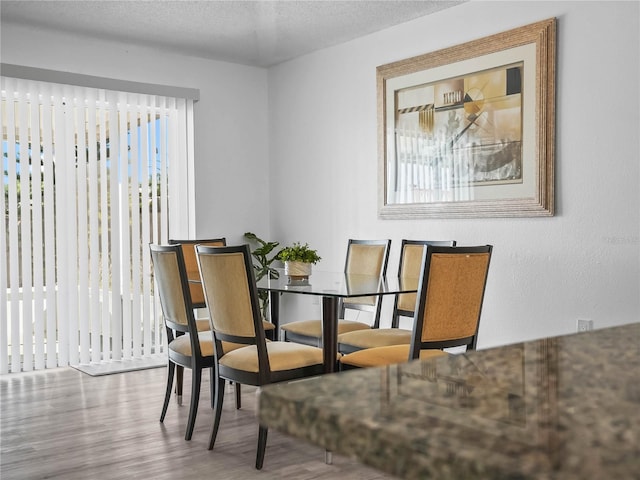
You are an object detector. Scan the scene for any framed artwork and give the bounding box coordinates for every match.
[378,18,556,218]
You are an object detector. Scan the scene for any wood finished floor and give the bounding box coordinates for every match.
[1,366,396,480]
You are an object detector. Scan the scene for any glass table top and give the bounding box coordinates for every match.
[255,268,418,298]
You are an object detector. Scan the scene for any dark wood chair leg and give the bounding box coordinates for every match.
[208,377,226,450]
[235,382,241,409]
[176,365,184,404]
[209,368,215,409]
[256,425,269,470]
[160,361,175,422]
[185,367,202,441]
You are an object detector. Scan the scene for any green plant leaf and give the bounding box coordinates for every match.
[277,242,321,264]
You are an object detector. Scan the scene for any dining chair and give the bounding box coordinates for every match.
[196,244,326,469]
[337,240,456,354]
[168,238,229,403]
[339,244,492,369]
[281,239,392,347]
[169,238,276,409]
[150,243,216,441]
[169,238,276,339]
[169,238,226,313]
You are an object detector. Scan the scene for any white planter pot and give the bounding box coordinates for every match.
[284,261,312,280]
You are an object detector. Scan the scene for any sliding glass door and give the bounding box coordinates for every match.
[1,76,193,373]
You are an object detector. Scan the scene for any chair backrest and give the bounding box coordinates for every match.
[409,245,492,359]
[149,244,203,356]
[169,238,226,308]
[392,240,456,327]
[196,244,268,361]
[342,239,391,328]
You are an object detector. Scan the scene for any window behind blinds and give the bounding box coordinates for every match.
[1,76,193,373]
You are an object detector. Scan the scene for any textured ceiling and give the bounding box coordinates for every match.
[1,0,465,67]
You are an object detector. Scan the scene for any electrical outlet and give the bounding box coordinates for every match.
[577,319,594,332]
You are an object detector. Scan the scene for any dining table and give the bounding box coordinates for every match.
[257,322,640,479]
[255,268,418,373]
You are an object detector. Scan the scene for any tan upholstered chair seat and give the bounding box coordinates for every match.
[338,328,413,350]
[281,319,370,337]
[340,345,447,368]
[169,331,246,357]
[219,341,326,373]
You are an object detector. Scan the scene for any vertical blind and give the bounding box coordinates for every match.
[1,76,193,373]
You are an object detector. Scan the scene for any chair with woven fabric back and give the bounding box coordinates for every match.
[169,238,275,409]
[337,239,456,354]
[168,238,226,325]
[169,238,277,340]
[339,244,492,369]
[280,239,392,347]
[196,244,326,469]
[150,243,216,441]
[168,239,225,404]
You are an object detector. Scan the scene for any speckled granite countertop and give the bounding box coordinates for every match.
[258,323,640,479]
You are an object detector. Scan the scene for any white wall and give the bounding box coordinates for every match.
[1,23,271,245]
[267,1,640,347]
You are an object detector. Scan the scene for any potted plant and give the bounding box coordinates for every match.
[277,242,321,281]
[244,232,282,319]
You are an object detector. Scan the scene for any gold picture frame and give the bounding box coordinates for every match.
[378,18,556,218]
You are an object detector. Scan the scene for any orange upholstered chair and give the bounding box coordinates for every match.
[340,244,492,369]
